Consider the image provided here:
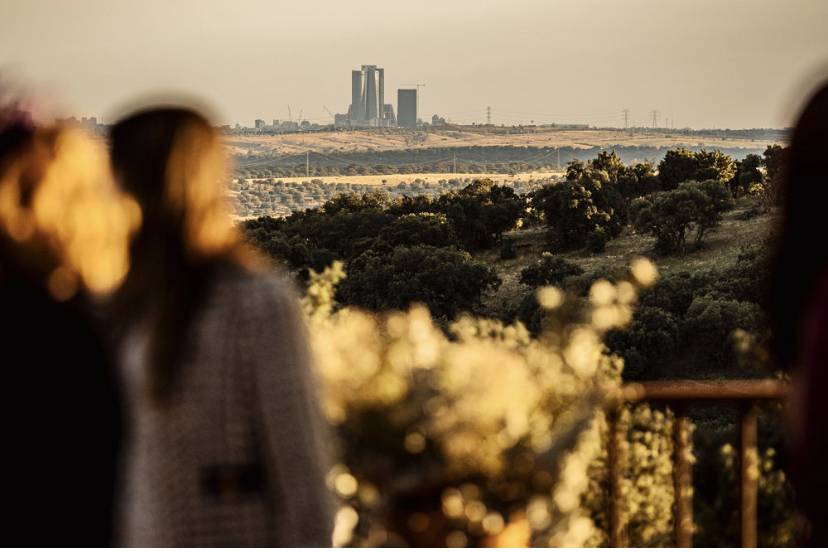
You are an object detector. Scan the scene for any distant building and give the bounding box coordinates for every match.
[397,89,417,128]
[254,119,266,129]
[334,113,349,127]
[56,115,106,135]
[348,65,390,127]
[382,104,396,127]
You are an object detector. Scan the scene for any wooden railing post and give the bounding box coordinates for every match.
[740,403,760,548]
[608,408,628,547]
[610,380,788,548]
[673,406,693,547]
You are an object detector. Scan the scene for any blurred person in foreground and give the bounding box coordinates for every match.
[109,106,333,547]
[769,80,828,546]
[0,113,136,545]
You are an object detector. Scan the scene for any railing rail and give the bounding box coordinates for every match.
[605,379,790,548]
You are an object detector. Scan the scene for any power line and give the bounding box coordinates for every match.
[622,108,630,129]
[650,109,660,129]
[486,106,491,126]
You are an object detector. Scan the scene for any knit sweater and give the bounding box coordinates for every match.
[117,265,333,547]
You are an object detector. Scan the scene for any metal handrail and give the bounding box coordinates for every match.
[605,379,790,548]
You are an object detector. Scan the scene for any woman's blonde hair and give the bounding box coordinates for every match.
[0,123,139,300]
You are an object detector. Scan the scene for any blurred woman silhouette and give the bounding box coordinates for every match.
[769,80,828,545]
[0,114,136,545]
[109,106,333,547]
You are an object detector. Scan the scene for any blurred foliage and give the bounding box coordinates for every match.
[302,259,657,546]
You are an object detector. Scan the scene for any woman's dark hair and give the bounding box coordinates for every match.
[110,107,253,402]
[769,81,828,370]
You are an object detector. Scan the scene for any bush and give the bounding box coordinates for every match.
[304,261,669,547]
[500,237,517,260]
[587,226,609,253]
[680,296,765,376]
[604,306,680,380]
[519,253,584,288]
[378,212,458,248]
[337,245,501,320]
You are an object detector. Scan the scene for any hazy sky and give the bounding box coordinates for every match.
[2,0,827,129]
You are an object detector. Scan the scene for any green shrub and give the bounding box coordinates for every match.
[337,245,501,320]
[519,253,584,288]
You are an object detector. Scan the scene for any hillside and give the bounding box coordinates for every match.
[480,198,774,319]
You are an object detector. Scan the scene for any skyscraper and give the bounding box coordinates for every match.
[397,89,418,128]
[348,65,392,127]
[351,70,364,122]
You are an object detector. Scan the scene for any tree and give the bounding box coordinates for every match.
[694,149,736,183]
[337,245,501,320]
[564,159,585,180]
[437,179,523,251]
[691,180,734,245]
[590,150,625,181]
[657,148,736,190]
[762,144,788,206]
[631,180,734,254]
[734,154,763,197]
[657,148,698,190]
[616,162,661,202]
[519,253,584,287]
[378,213,458,248]
[530,176,614,251]
[387,194,436,217]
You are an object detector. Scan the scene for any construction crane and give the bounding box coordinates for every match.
[403,83,426,95]
[323,106,337,128]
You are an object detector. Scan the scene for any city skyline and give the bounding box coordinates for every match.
[2,0,828,129]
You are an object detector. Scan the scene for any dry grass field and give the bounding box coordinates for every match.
[241,170,565,187]
[225,128,779,156]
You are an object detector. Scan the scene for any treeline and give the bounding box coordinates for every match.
[235,144,769,179]
[244,180,522,320]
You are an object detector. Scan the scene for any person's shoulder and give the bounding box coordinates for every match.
[213,261,301,314]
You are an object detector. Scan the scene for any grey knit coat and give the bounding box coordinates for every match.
[117,266,334,547]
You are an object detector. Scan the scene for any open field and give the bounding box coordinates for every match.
[237,169,564,187]
[229,170,563,219]
[226,128,782,156]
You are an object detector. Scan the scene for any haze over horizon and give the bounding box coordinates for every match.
[2,0,827,129]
